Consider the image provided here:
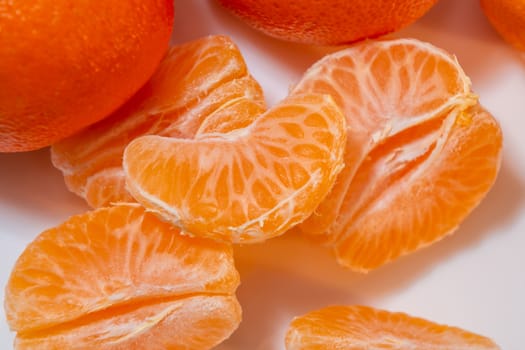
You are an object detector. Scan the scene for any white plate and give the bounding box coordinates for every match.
[1,0,524,349]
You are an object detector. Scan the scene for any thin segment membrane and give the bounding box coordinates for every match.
[16,295,241,350]
[334,106,502,271]
[330,109,453,243]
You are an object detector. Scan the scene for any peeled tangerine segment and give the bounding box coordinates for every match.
[5,204,240,349]
[285,305,500,350]
[16,295,241,350]
[291,38,502,271]
[334,104,502,271]
[123,93,347,244]
[51,35,266,208]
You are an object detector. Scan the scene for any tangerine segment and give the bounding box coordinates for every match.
[51,35,266,208]
[123,93,347,244]
[334,105,502,271]
[285,305,500,349]
[15,295,241,350]
[5,204,240,348]
[292,38,476,238]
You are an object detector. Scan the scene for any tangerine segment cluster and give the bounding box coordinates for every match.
[285,305,501,349]
[123,93,347,244]
[5,204,241,350]
[51,35,266,208]
[292,38,502,271]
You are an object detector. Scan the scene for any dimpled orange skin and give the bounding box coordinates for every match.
[0,0,174,152]
[216,0,438,45]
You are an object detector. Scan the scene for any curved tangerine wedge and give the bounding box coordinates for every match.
[51,35,266,208]
[123,93,347,244]
[291,38,502,271]
[334,105,502,271]
[5,204,241,350]
[285,305,500,349]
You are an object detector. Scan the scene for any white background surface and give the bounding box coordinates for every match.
[1,0,524,349]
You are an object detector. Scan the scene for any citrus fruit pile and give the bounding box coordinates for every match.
[1,0,512,349]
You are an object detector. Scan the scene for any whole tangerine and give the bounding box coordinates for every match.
[0,0,174,152]
[480,0,525,51]
[216,0,438,45]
